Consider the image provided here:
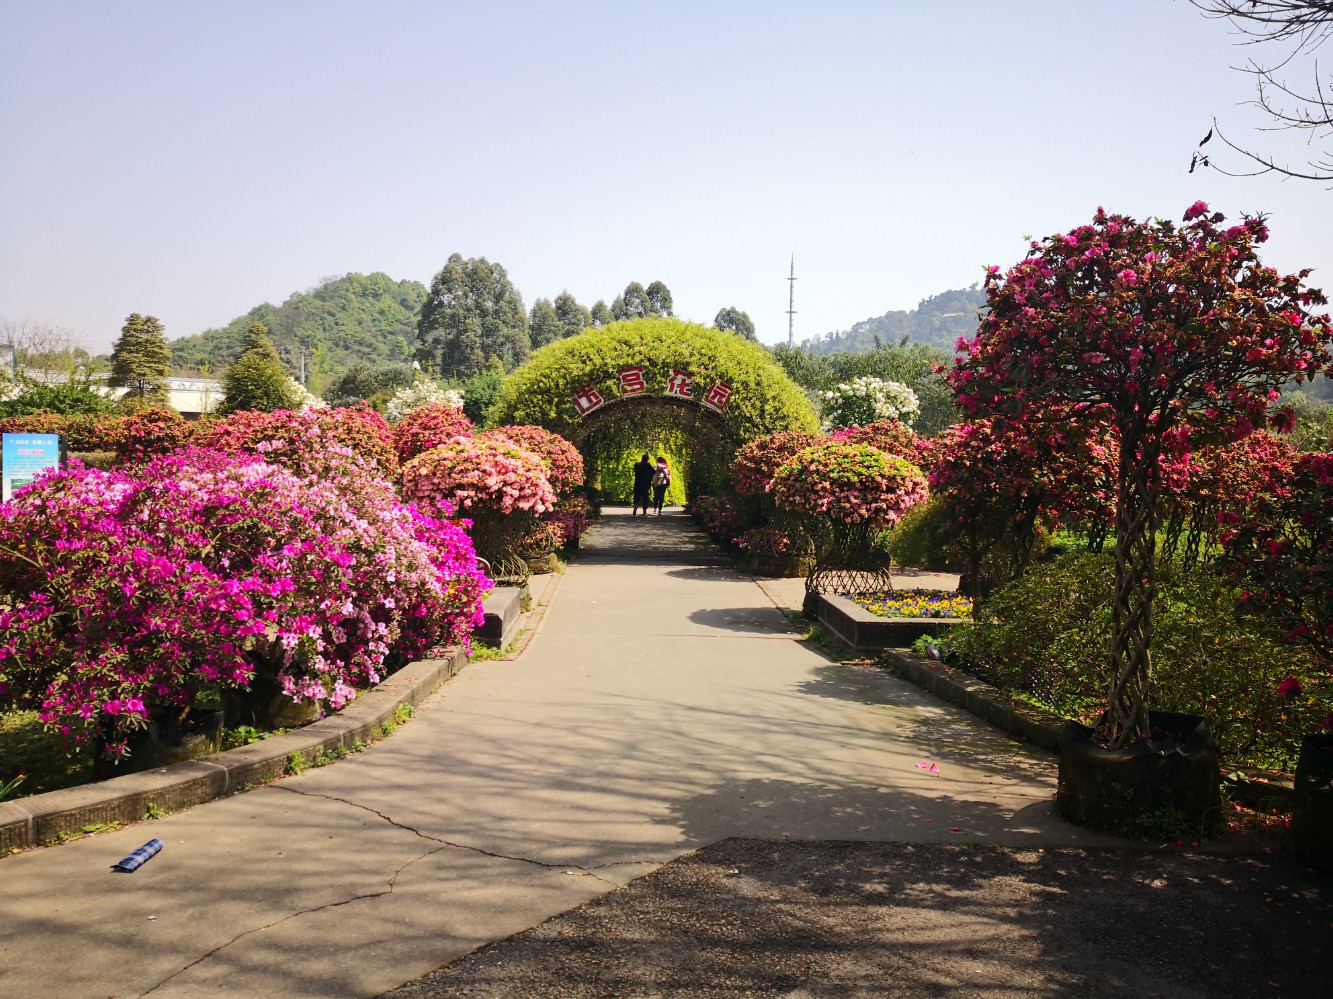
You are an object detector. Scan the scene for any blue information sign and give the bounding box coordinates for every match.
[2,433,65,501]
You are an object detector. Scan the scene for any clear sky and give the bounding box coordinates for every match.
[4,0,1333,353]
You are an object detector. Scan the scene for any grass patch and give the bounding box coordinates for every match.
[0,709,94,797]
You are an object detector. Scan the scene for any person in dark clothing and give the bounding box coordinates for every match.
[632,454,655,516]
[652,456,671,515]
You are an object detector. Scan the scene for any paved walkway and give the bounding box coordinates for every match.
[0,508,1115,998]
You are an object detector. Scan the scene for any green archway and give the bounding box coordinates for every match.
[489,318,819,501]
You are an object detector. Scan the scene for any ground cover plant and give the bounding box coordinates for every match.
[939,552,1330,770]
[853,589,972,620]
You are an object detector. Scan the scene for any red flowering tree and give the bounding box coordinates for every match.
[1160,429,1297,567]
[947,202,1333,747]
[922,414,1117,598]
[1222,452,1333,671]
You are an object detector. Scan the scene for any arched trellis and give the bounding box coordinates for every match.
[570,394,739,501]
[488,317,820,500]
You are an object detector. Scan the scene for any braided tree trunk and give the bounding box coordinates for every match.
[1105,440,1159,749]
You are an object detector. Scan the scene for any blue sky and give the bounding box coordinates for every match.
[4,0,1333,353]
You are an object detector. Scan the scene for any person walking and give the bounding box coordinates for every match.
[632,454,655,516]
[651,456,671,515]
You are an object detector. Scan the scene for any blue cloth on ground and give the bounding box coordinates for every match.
[112,838,163,873]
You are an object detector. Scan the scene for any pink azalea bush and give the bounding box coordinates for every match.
[202,404,399,477]
[0,446,488,759]
[391,402,474,464]
[772,442,928,526]
[401,436,557,516]
[482,425,585,497]
[730,430,823,497]
[829,420,924,464]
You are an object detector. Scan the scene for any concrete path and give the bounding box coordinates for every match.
[0,508,1114,999]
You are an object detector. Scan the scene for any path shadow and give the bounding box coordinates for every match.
[687,606,795,635]
[576,507,728,567]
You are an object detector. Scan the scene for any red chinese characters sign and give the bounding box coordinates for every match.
[664,369,694,400]
[571,370,737,417]
[572,385,606,415]
[701,382,733,412]
[619,366,646,396]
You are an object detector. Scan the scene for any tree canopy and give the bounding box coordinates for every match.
[417,254,529,379]
[713,306,756,341]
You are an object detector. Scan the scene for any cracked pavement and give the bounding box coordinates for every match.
[0,508,1118,998]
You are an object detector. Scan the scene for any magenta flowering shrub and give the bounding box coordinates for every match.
[773,442,929,526]
[730,431,823,497]
[391,403,475,464]
[202,404,399,477]
[0,447,488,759]
[401,436,557,516]
[482,425,585,497]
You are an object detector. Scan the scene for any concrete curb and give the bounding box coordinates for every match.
[878,649,1064,753]
[876,648,1295,812]
[0,647,467,852]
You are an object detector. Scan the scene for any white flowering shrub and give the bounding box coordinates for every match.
[287,377,327,411]
[386,379,465,422]
[818,376,919,430]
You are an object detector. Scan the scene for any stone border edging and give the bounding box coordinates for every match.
[876,647,1295,812]
[0,646,467,853]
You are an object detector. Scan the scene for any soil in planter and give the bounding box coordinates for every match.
[1056,711,1222,840]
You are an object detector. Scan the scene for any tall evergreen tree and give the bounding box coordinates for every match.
[108,313,172,408]
[219,322,301,414]
[590,299,613,327]
[553,291,592,339]
[529,298,562,349]
[416,254,528,379]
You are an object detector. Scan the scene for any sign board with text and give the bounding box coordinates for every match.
[2,433,66,501]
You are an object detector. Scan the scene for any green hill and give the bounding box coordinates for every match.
[802,285,987,355]
[171,272,428,378]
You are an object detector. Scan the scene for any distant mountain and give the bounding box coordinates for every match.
[802,285,987,355]
[170,272,428,377]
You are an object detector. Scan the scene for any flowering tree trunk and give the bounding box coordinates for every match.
[1105,438,1160,747]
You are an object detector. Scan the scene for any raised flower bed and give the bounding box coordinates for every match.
[817,590,971,654]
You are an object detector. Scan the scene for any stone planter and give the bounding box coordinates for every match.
[1056,711,1221,838]
[1292,733,1333,872]
[525,552,559,575]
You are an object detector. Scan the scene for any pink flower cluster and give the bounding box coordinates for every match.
[201,404,399,477]
[0,445,488,757]
[772,442,929,526]
[730,431,823,497]
[391,403,474,464]
[401,436,557,516]
[482,425,585,497]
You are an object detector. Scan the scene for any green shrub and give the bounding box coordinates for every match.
[943,552,1329,769]
[884,496,955,571]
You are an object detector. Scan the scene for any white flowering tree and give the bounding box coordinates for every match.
[818,376,919,430]
[386,379,465,421]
